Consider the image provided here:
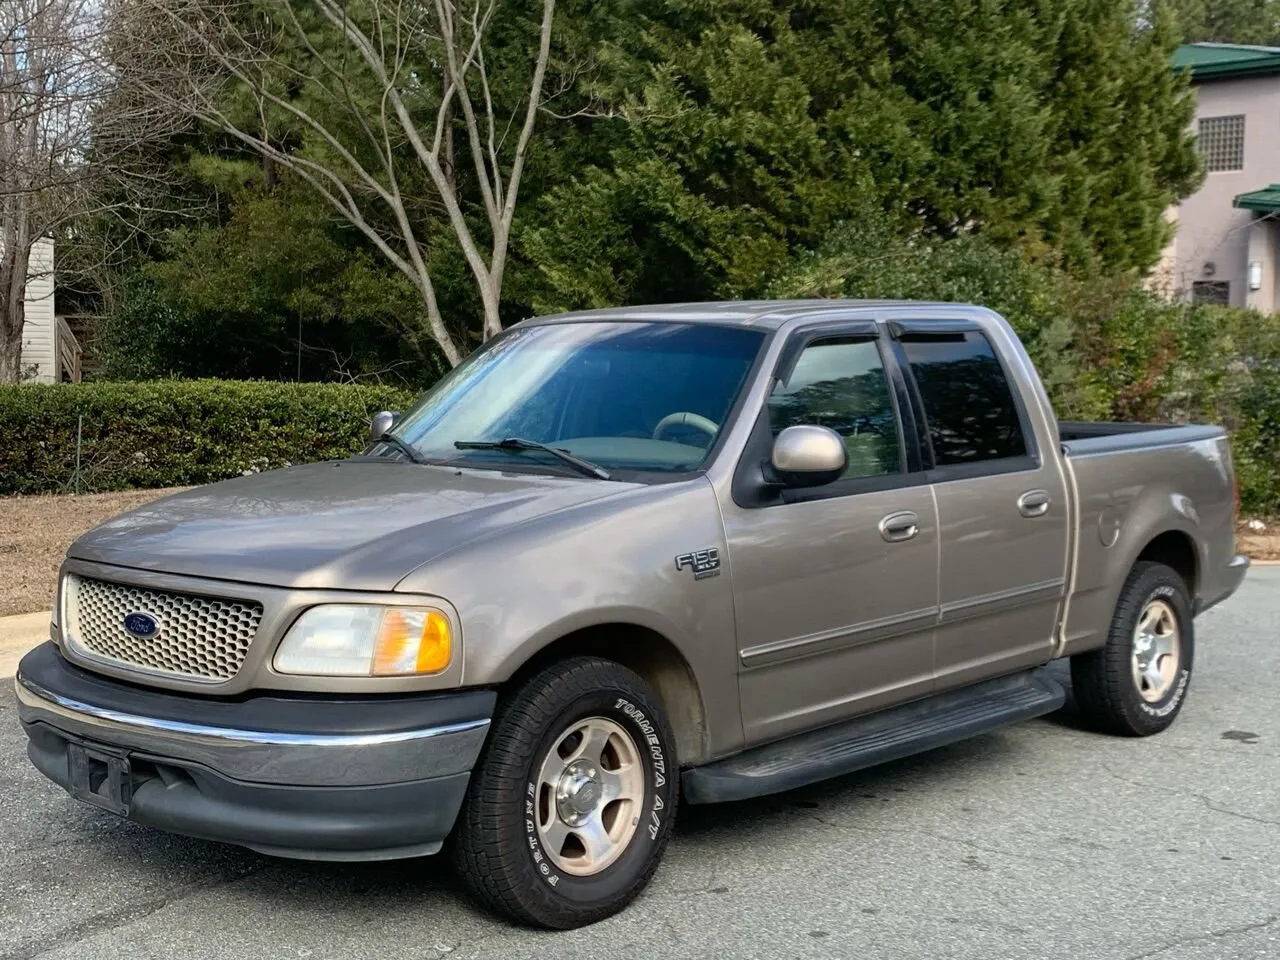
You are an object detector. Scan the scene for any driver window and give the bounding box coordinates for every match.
[768,338,902,479]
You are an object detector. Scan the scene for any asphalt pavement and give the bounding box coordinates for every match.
[3,570,1279,960]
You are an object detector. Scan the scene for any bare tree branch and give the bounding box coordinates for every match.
[1,0,187,381]
[111,0,560,363]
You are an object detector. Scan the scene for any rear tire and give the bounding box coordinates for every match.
[453,656,678,929]
[1070,561,1194,737]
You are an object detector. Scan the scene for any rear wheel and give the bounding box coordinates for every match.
[453,656,678,928]
[1070,561,1194,736]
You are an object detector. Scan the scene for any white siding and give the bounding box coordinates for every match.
[18,237,57,382]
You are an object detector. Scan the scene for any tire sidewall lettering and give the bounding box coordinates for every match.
[1133,582,1192,719]
[522,694,672,894]
[615,697,669,840]
[523,784,560,887]
[1138,669,1189,717]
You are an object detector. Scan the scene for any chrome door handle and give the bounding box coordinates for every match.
[879,511,920,543]
[1018,490,1051,518]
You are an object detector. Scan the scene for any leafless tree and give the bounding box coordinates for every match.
[0,0,184,382]
[116,0,557,367]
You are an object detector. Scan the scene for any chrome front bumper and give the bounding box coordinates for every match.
[16,671,490,787]
[15,643,495,860]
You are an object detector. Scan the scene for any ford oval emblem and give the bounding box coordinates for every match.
[123,612,159,639]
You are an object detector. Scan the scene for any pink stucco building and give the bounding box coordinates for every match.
[1160,43,1280,314]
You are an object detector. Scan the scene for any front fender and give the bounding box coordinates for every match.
[397,477,745,759]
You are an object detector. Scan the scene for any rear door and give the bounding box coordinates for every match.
[722,322,939,745]
[891,321,1069,689]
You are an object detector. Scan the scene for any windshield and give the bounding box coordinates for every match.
[380,321,765,476]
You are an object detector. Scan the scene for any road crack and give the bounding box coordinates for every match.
[1122,913,1280,960]
[1107,765,1280,828]
[1,863,270,960]
[1197,795,1280,828]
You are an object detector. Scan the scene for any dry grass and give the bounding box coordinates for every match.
[1236,521,1280,562]
[0,488,190,616]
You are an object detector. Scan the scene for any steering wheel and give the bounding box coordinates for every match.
[652,411,720,442]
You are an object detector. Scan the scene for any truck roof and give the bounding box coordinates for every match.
[524,299,987,331]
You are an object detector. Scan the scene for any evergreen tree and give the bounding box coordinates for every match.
[1166,0,1280,45]
[523,0,1200,311]
[86,0,1203,377]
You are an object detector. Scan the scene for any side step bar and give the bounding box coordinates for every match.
[682,669,1065,804]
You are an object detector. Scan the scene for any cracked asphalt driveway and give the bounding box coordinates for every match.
[3,570,1280,960]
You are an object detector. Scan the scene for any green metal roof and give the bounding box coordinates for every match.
[1235,185,1280,213]
[1174,42,1280,80]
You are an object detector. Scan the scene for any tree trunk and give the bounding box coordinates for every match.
[481,286,502,342]
[0,242,29,383]
[0,323,22,381]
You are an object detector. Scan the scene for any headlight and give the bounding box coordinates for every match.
[273,605,453,677]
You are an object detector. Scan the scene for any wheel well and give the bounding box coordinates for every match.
[1137,531,1198,596]
[507,624,710,767]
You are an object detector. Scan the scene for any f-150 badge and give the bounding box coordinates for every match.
[675,548,721,580]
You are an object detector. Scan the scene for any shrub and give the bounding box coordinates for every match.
[0,380,419,495]
[1215,313,1280,515]
[768,221,1280,514]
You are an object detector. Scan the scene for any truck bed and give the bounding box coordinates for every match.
[1058,420,1226,454]
[1055,418,1238,659]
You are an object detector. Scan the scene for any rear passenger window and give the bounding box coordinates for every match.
[768,338,902,478]
[899,332,1028,466]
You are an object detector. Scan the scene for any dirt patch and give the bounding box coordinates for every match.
[1237,520,1280,562]
[0,488,190,616]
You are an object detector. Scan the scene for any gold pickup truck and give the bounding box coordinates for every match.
[16,300,1248,928]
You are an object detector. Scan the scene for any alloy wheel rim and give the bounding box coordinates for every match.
[534,716,645,877]
[1131,598,1181,703]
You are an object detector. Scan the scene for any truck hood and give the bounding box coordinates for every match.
[67,460,628,591]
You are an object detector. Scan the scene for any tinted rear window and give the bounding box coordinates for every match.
[899,332,1028,466]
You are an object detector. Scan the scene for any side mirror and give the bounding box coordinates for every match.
[770,425,847,488]
[369,410,400,441]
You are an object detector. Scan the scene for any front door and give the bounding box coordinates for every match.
[892,324,1070,689]
[721,327,940,746]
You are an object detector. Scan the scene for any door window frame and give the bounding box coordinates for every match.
[731,321,930,508]
[888,319,1043,483]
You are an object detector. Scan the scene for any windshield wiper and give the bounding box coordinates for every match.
[453,437,612,480]
[375,432,427,465]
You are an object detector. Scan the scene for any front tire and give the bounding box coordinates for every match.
[453,657,678,928]
[1070,561,1194,736]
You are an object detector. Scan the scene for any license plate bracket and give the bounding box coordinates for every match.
[66,740,133,816]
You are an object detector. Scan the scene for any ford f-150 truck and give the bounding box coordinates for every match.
[15,300,1248,928]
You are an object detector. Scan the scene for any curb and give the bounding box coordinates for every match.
[0,611,50,678]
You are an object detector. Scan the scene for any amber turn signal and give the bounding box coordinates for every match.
[372,608,453,676]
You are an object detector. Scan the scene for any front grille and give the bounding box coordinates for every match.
[64,576,263,682]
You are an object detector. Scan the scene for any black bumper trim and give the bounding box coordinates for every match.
[26,725,469,860]
[18,642,496,736]
[16,642,492,858]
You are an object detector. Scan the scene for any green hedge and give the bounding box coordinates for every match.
[0,380,420,495]
[8,301,1280,515]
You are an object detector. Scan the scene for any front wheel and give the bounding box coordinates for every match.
[452,657,678,928]
[1070,561,1195,736]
